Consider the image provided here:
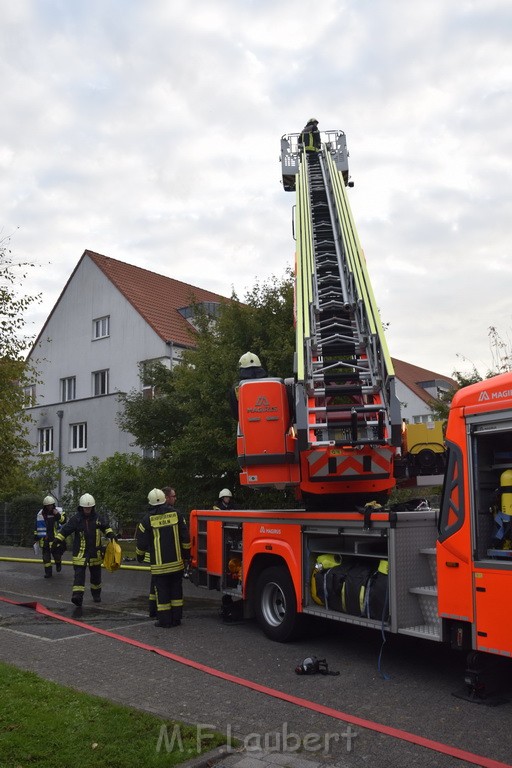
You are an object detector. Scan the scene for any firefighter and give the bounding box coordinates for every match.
[213,488,236,511]
[146,485,178,618]
[229,351,268,419]
[136,488,191,628]
[299,118,321,153]
[52,493,115,608]
[34,495,65,578]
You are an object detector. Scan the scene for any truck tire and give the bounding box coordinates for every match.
[416,448,438,474]
[255,565,300,642]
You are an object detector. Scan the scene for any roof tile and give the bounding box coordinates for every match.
[391,357,457,405]
[87,250,230,347]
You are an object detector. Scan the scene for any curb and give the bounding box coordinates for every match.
[179,745,240,768]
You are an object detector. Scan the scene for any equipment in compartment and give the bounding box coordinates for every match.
[311,554,389,620]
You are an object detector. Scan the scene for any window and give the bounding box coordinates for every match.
[178,302,220,331]
[70,423,87,451]
[23,384,36,407]
[61,376,76,402]
[93,315,110,339]
[38,427,53,454]
[142,447,160,459]
[93,369,109,396]
[413,415,434,424]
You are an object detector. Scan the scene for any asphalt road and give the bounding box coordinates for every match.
[1,546,511,768]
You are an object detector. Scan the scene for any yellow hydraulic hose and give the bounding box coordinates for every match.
[0,556,149,571]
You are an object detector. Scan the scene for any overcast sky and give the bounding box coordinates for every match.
[1,0,511,378]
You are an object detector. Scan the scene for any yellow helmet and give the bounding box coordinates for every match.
[239,351,261,368]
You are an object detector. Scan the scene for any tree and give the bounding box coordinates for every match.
[60,453,164,534]
[429,365,483,421]
[0,235,41,490]
[430,325,512,421]
[117,272,297,511]
[0,455,61,502]
[488,325,512,375]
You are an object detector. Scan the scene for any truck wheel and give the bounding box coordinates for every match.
[416,448,438,474]
[255,565,300,642]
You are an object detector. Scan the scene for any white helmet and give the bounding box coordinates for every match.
[43,495,56,506]
[79,493,95,507]
[148,488,166,506]
[219,488,232,498]
[239,351,261,369]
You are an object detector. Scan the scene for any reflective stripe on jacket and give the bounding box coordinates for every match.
[136,504,191,575]
[55,510,114,566]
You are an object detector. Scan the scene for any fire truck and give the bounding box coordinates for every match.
[189,128,512,691]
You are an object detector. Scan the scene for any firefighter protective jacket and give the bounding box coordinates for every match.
[299,122,321,152]
[136,504,191,575]
[54,509,114,566]
[34,507,64,543]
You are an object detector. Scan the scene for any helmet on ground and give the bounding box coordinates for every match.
[239,351,261,369]
[219,488,232,498]
[148,488,166,506]
[43,495,56,506]
[79,493,95,507]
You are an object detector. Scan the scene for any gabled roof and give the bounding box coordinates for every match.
[391,357,457,405]
[29,250,231,355]
[87,251,230,347]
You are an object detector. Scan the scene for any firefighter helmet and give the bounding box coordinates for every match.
[219,488,232,498]
[239,352,261,369]
[79,493,95,507]
[309,118,319,124]
[148,488,166,506]
[43,495,56,506]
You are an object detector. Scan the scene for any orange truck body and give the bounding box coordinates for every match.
[191,130,512,685]
[191,371,512,659]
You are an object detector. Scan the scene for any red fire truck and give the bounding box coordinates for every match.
[189,128,512,696]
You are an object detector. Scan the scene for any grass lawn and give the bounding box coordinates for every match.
[0,661,227,768]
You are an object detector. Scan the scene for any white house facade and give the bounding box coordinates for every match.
[392,358,456,424]
[24,250,228,497]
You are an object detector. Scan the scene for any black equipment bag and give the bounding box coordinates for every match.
[365,563,390,622]
[312,563,352,612]
[341,562,374,616]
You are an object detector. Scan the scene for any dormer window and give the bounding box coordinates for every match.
[178,302,220,330]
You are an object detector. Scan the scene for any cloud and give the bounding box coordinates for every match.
[1,0,511,378]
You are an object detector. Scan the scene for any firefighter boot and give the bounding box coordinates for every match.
[55,561,62,572]
[44,565,53,579]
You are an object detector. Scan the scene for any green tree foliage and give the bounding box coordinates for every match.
[60,453,164,534]
[0,456,60,502]
[118,272,297,511]
[5,494,41,546]
[429,366,483,421]
[0,236,41,488]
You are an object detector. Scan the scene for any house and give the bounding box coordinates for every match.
[24,250,230,497]
[392,358,457,423]
[24,250,456,498]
